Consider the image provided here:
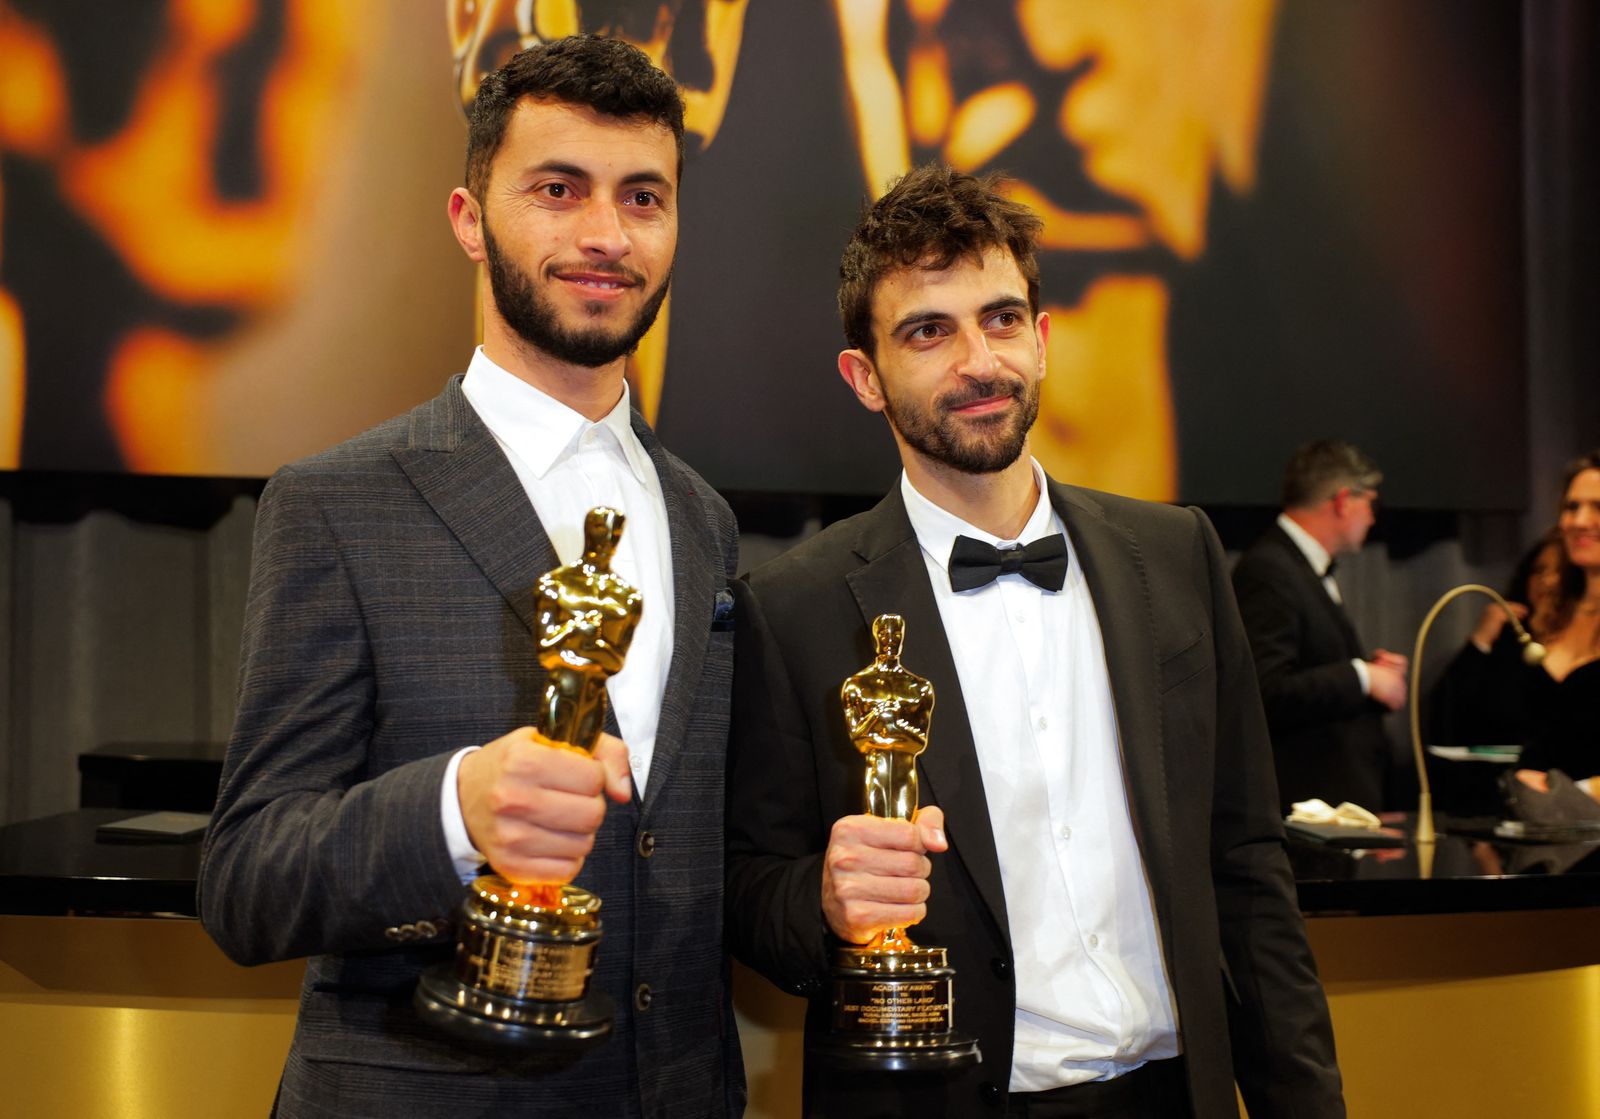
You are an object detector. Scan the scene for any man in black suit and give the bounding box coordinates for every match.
[1231,441,1408,813]
[726,164,1342,1118]
[199,38,742,1117]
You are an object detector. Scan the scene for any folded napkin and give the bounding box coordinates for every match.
[1499,769,1600,826]
[1287,798,1381,830]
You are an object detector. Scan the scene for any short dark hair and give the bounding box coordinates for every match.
[464,35,685,200]
[1281,440,1383,509]
[838,163,1042,357]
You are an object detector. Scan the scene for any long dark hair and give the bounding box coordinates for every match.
[1543,449,1600,637]
[1513,528,1568,639]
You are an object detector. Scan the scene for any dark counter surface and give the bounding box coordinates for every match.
[1288,813,1600,917]
[4,808,1600,921]
[0,808,203,917]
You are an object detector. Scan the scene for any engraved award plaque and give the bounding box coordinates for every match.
[809,614,981,1071]
[416,507,641,1050]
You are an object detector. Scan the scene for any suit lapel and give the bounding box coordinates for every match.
[843,489,1011,947]
[1269,525,1364,657]
[392,378,556,637]
[394,384,715,815]
[634,415,718,818]
[1050,482,1175,918]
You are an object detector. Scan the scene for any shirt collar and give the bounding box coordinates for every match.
[1277,513,1333,577]
[902,458,1062,570]
[460,346,652,485]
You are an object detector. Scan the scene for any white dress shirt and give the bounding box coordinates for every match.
[438,348,676,877]
[900,464,1179,1092]
[1277,513,1369,694]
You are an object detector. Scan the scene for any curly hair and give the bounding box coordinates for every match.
[837,163,1042,357]
[1511,528,1572,639]
[464,35,685,200]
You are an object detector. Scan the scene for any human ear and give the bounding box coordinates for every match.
[838,350,887,414]
[448,188,486,262]
[1035,310,1050,380]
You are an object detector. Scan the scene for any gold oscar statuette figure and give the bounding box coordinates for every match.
[416,507,641,1050]
[810,614,980,1071]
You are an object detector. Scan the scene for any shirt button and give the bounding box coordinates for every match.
[636,830,656,858]
[634,982,653,1011]
[1037,716,1049,731]
[1088,934,1100,949]
[1059,825,1072,840]
[630,754,644,774]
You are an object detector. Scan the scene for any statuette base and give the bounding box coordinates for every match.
[810,946,980,1072]
[414,876,612,1051]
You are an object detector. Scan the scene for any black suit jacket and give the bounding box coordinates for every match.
[199,377,744,1118]
[1230,524,1390,813]
[727,481,1342,1119]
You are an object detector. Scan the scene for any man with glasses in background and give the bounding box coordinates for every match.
[1232,439,1408,814]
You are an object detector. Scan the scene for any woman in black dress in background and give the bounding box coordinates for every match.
[1517,451,1600,792]
[1431,451,1600,796]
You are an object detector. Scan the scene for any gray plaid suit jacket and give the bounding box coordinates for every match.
[199,376,745,1117]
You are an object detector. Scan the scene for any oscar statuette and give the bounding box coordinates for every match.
[416,507,641,1050]
[810,614,981,1071]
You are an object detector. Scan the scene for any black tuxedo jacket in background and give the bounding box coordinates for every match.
[199,378,744,1118]
[727,480,1343,1119]
[1230,524,1391,813]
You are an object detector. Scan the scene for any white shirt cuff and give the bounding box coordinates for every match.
[441,746,485,883]
[1351,658,1370,696]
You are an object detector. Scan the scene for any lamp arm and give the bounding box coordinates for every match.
[1409,583,1538,845]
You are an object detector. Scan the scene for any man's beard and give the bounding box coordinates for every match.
[483,223,671,368]
[881,374,1040,474]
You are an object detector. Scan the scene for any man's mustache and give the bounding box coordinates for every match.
[937,378,1025,412]
[544,261,649,287]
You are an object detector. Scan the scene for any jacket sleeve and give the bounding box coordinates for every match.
[1232,558,1369,733]
[724,576,831,995]
[198,467,466,966]
[1200,512,1346,1117]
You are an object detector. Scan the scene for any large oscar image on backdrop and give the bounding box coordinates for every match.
[0,0,1524,509]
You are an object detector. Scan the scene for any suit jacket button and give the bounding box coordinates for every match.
[991,957,1010,979]
[633,983,653,1011]
[980,1082,1001,1106]
[636,830,656,858]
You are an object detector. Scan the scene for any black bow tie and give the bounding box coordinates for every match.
[948,534,1069,592]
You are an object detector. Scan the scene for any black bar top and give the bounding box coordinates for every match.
[2,808,1599,920]
[1288,814,1600,916]
[0,808,202,917]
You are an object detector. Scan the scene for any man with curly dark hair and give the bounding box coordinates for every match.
[728,162,1343,1118]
